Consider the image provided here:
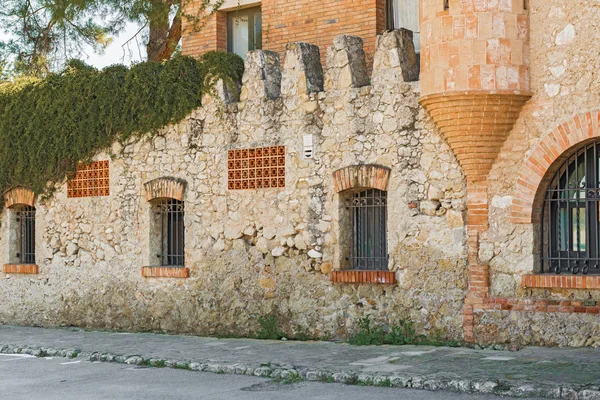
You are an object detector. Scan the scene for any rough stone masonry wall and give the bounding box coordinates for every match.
[476,0,600,347]
[0,31,468,340]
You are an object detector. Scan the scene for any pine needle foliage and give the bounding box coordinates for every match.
[0,51,244,199]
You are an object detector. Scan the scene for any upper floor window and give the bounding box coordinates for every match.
[541,140,600,275]
[153,199,185,267]
[347,189,388,270]
[386,0,420,53]
[12,205,36,265]
[227,6,262,59]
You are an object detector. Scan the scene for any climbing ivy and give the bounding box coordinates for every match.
[0,51,244,198]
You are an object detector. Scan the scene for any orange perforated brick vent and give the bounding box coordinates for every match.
[67,160,110,198]
[228,146,286,190]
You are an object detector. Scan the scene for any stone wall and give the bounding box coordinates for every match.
[0,31,468,340]
[1,0,599,348]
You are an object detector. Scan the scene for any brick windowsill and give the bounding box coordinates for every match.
[141,267,190,278]
[477,297,599,314]
[330,270,396,284]
[522,274,600,289]
[3,264,39,275]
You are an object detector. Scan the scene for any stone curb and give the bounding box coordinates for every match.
[1,344,599,399]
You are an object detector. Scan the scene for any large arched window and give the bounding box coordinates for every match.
[541,141,600,275]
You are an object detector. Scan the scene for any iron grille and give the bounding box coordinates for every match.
[16,206,36,264]
[347,189,388,270]
[541,141,600,275]
[156,199,185,267]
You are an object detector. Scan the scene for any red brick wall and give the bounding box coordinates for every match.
[182,7,227,59]
[262,0,386,66]
[182,0,387,66]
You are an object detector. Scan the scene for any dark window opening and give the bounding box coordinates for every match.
[541,141,600,275]
[227,6,262,59]
[16,206,35,264]
[347,189,388,270]
[524,0,529,10]
[155,199,185,267]
[444,0,450,10]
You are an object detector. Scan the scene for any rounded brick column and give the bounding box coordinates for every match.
[418,0,532,342]
[419,0,532,182]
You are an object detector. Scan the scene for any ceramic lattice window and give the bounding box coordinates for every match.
[67,160,110,198]
[227,146,286,190]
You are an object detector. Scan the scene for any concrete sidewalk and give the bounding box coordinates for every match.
[0,325,598,399]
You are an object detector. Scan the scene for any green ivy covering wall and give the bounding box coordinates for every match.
[0,52,244,199]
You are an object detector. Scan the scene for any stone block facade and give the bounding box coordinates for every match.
[1,0,600,348]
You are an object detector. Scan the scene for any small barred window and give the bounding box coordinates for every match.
[154,199,185,267]
[67,161,110,198]
[347,189,388,271]
[11,205,36,265]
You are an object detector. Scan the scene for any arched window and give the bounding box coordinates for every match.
[144,178,186,268]
[347,189,388,270]
[541,141,600,275]
[4,187,36,267]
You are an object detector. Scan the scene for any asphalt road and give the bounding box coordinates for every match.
[0,354,546,400]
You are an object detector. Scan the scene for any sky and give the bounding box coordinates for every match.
[84,23,146,68]
[0,22,146,70]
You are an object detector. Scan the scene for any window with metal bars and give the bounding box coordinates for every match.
[15,206,36,264]
[154,199,185,267]
[541,141,600,275]
[346,189,388,270]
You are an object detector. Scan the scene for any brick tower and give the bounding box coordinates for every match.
[418,0,532,341]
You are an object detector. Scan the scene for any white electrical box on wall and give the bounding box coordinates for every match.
[303,134,314,159]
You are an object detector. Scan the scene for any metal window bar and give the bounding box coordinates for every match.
[16,206,36,264]
[542,141,600,275]
[347,189,388,270]
[156,199,185,267]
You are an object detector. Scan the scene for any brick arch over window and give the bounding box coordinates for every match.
[511,111,600,224]
[144,178,186,202]
[333,165,391,193]
[3,187,35,208]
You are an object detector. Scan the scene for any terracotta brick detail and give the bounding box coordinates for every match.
[144,177,186,202]
[330,270,396,284]
[141,267,190,278]
[67,161,110,198]
[333,164,390,193]
[227,146,286,190]
[511,110,600,224]
[3,187,35,208]
[420,92,531,183]
[475,297,600,314]
[522,274,600,289]
[3,264,39,274]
